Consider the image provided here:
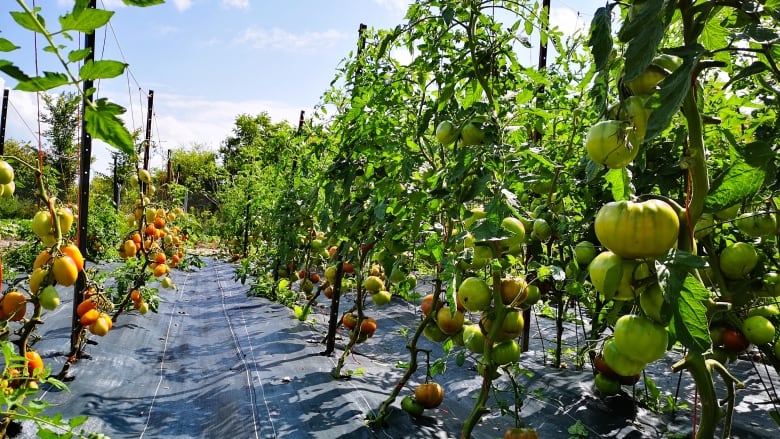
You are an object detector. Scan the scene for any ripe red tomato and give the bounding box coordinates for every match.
[722,329,750,354]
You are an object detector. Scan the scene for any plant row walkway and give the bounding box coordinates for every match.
[16,258,778,438]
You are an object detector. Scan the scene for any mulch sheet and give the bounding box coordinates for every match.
[9,257,780,438]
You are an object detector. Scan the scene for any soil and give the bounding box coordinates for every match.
[8,257,780,438]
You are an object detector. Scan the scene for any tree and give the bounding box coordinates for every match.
[169,144,225,212]
[219,113,295,176]
[41,92,80,203]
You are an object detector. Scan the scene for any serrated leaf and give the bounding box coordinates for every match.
[60,8,113,32]
[704,158,766,212]
[80,60,126,80]
[69,415,88,427]
[645,51,702,142]
[0,38,20,52]
[68,48,92,63]
[0,61,31,82]
[455,350,466,367]
[671,275,711,354]
[15,71,69,92]
[620,0,668,81]
[10,11,45,33]
[588,7,612,71]
[84,99,134,154]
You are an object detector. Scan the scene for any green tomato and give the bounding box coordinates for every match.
[594,372,622,396]
[602,338,646,377]
[460,122,484,146]
[639,283,665,323]
[748,305,779,318]
[613,314,669,363]
[719,242,758,279]
[457,277,491,312]
[585,120,639,169]
[624,64,667,96]
[735,211,777,238]
[532,218,552,241]
[594,199,680,259]
[0,161,13,185]
[0,181,14,198]
[462,323,485,354]
[499,216,526,252]
[39,285,60,311]
[742,315,776,345]
[618,95,649,147]
[588,251,650,302]
[492,339,520,365]
[435,120,459,146]
[574,241,597,266]
[423,322,449,343]
[401,395,425,417]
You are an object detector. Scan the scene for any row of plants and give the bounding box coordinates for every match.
[0,1,211,438]
[216,1,780,438]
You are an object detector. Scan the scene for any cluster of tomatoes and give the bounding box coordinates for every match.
[119,199,185,284]
[76,286,115,337]
[0,160,16,198]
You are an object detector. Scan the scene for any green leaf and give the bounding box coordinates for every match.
[84,99,134,154]
[588,7,612,71]
[0,38,20,52]
[68,48,93,63]
[15,71,69,92]
[10,11,45,33]
[60,8,114,32]
[724,61,768,89]
[620,0,669,81]
[0,61,31,82]
[80,60,127,80]
[645,49,702,142]
[671,275,711,354]
[605,167,632,201]
[69,415,88,428]
[704,148,769,212]
[124,0,166,6]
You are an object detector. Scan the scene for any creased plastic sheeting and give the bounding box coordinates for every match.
[16,257,780,438]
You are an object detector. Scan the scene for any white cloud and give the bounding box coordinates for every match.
[172,0,193,12]
[233,27,348,50]
[221,0,250,9]
[372,0,411,13]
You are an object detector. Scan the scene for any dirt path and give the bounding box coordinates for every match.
[14,257,779,438]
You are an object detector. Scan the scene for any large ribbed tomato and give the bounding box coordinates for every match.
[613,314,669,363]
[595,199,680,259]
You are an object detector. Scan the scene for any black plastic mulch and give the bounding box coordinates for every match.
[12,257,780,438]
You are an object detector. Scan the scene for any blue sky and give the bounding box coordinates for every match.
[1,0,603,174]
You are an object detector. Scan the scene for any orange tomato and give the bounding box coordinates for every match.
[131,232,142,245]
[79,308,100,326]
[154,252,167,264]
[154,216,166,228]
[61,244,84,272]
[145,224,157,237]
[77,298,97,317]
[52,256,79,286]
[25,351,44,378]
[130,289,141,303]
[124,239,138,257]
[153,263,169,277]
[33,249,53,270]
[0,291,27,321]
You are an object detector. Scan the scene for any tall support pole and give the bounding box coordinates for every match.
[71,0,97,356]
[523,0,551,354]
[0,89,9,154]
[112,153,120,212]
[143,90,154,170]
